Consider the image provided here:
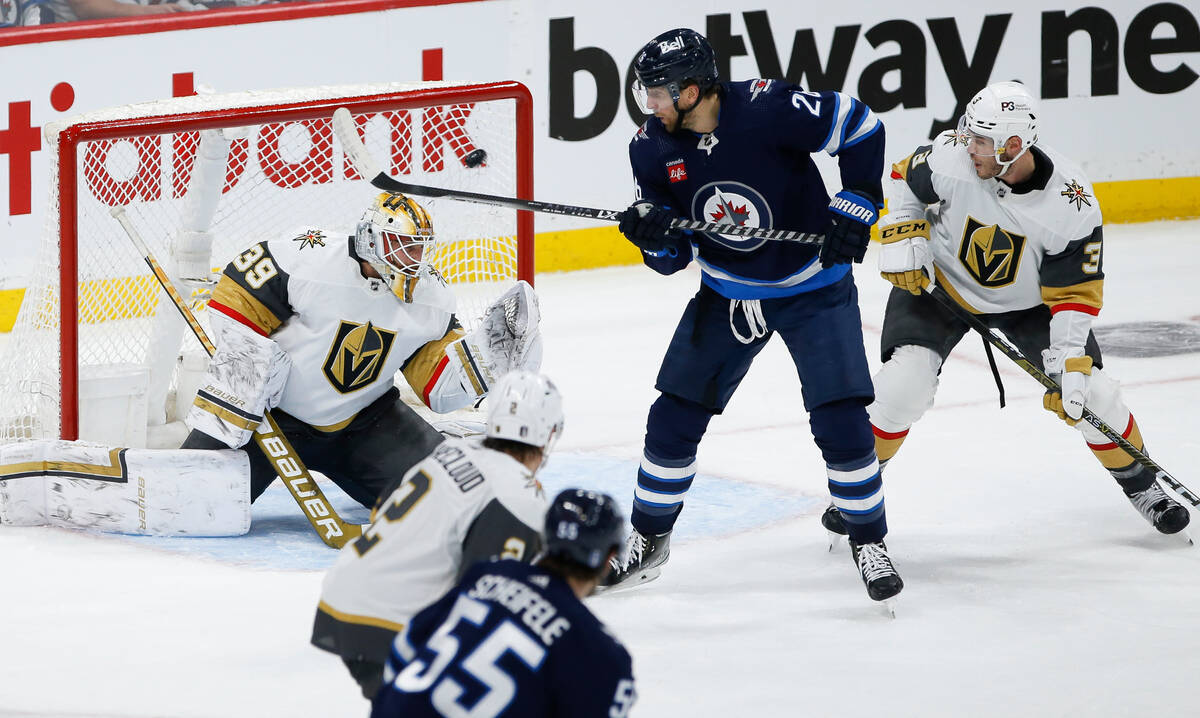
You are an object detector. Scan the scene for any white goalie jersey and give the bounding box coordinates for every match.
[884,131,1105,319]
[187,229,466,444]
[312,437,547,663]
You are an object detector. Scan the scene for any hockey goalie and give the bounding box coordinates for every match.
[0,191,542,537]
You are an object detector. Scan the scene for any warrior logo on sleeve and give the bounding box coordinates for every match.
[958,217,1027,287]
[322,320,397,393]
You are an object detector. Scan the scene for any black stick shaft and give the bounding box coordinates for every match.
[367,174,824,245]
[926,285,1198,507]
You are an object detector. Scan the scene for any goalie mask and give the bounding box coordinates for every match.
[354,192,436,301]
[486,370,564,458]
[957,81,1039,177]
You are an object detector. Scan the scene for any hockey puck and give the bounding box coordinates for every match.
[463,149,487,168]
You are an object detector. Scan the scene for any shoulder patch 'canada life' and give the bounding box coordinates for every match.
[666,159,687,183]
[1060,180,1092,211]
[293,229,326,249]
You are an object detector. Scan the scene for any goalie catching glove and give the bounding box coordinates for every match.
[442,280,543,408]
[877,208,935,295]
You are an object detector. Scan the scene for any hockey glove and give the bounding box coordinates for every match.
[1041,347,1092,426]
[877,209,935,295]
[618,201,684,254]
[821,189,879,269]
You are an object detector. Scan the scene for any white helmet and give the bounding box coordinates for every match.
[486,371,565,453]
[354,191,436,302]
[957,81,1039,175]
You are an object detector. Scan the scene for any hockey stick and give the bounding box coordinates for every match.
[331,107,824,246]
[111,206,364,548]
[926,285,1199,507]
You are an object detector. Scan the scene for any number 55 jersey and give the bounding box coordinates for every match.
[373,558,637,718]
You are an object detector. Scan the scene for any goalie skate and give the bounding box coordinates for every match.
[596,529,671,593]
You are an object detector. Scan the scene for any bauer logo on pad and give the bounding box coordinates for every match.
[666,159,687,183]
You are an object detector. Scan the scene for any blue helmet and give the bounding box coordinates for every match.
[543,489,624,570]
[632,28,719,110]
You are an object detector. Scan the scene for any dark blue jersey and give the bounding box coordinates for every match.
[629,79,885,299]
[372,559,636,718]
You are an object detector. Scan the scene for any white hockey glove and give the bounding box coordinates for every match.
[185,311,291,448]
[1041,346,1092,426]
[445,281,543,401]
[878,210,935,295]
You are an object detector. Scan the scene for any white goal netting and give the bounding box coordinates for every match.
[0,81,532,447]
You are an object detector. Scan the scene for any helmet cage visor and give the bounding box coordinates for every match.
[632,79,683,115]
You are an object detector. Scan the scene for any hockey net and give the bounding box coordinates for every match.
[0,81,533,447]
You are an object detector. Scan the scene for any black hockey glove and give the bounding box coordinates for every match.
[617,201,684,254]
[820,189,880,269]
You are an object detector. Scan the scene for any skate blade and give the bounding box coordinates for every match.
[1175,527,1194,546]
[826,530,845,552]
[594,566,662,595]
[882,598,897,619]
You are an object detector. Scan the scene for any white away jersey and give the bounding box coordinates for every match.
[317,437,547,634]
[884,132,1105,316]
[207,229,458,428]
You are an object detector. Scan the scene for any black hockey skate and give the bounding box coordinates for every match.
[1126,481,1191,535]
[821,503,849,551]
[850,540,904,603]
[597,529,671,593]
[821,503,848,534]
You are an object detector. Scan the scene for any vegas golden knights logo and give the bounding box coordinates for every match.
[958,217,1027,288]
[322,320,397,394]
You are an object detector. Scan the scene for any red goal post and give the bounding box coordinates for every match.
[0,81,533,445]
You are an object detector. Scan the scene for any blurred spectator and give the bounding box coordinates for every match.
[38,0,189,21]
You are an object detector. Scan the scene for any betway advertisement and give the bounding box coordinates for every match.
[0,0,1195,292]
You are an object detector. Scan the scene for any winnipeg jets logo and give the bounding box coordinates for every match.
[750,79,774,102]
[1061,180,1093,211]
[293,229,326,249]
[691,182,773,251]
[697,133,719,155]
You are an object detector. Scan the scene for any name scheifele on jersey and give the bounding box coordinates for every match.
[467,572,571,647]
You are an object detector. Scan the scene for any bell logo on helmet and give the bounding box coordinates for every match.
[658,36,685,53]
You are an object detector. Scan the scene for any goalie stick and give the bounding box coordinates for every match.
[111,206,364,549]
[331,107,825,246]
[926,285,1199,507]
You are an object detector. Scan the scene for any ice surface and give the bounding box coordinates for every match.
[1,220,1198,717]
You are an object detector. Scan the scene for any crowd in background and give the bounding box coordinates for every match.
[1,0,307,26]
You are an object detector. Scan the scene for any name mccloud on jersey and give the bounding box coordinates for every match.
[431,442,486,493]
[690,181,773,251]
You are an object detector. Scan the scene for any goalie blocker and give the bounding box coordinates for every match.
[0,441,250,536]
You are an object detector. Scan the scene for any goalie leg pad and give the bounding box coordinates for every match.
[0,440,250,536]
